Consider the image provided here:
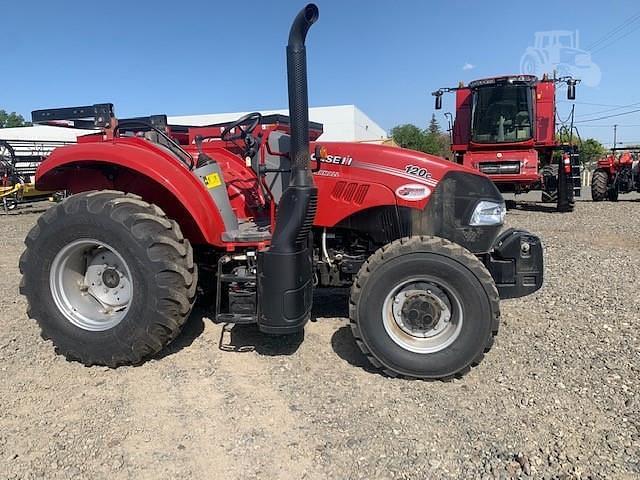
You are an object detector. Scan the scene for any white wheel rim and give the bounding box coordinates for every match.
[382,277,463,354]
[49,239,133,331]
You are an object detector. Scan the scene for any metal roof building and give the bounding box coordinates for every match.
[0,105,387,147]
[169,105,387,142]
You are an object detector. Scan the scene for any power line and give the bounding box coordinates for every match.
[592,24,640,54]
[558,101,630,107]
[574,108,640,124]
[587,10,640,50]
[575,101,640,120]
[578,124,640,128]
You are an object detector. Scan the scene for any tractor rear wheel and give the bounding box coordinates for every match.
[349,236,499,379]
[591,170,608,202]
[19,190,197,367]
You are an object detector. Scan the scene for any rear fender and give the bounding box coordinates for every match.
[36,141,226,246]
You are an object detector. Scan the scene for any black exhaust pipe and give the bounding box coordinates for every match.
[287,3,319,187]
[257,4,319,334]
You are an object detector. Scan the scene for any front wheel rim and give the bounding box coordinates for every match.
[382,277,463,354]
[49,239,133,331]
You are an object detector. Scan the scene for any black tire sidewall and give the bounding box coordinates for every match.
[356,251,492,378]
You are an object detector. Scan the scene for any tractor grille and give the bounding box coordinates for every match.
[478,161,521,175]
[331,181,369,205]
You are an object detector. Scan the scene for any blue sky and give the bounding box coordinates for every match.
[2,0,639,146]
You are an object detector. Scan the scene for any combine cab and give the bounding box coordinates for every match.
[433,74,581,212]
[591,148,640,201]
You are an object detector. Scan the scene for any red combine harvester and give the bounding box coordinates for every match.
[433,74,581,212]
[19,4,544,379]
[591,148,640,201]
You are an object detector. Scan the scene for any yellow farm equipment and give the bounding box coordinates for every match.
[1,139,64,212]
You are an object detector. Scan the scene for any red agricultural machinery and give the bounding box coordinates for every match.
[19,4,543,379]
[591,148,640,201]
[433,74,582,212]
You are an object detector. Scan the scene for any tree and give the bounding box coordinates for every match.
[555,130,606,168]
[424,114,451,159]
[427,114,440,136]
[0,110,31,128]
[391,124,428,153]
[391,118,452,159]
[578,138,606,168]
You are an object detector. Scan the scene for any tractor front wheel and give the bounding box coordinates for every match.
[591,170,609,202]
[349,236,499,379]
[19,190,197,367]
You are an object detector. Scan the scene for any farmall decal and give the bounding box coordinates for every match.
[395,183,431,201]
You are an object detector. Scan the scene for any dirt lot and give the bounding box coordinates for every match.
[1,196,639,480]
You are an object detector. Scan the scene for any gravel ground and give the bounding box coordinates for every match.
[1,196,639,480]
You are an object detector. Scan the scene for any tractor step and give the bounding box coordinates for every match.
[222,219,271,242]
[219,274,256,283]
[215,313,257,324]
[215,255,258,326]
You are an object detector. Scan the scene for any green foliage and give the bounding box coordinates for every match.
[555,130,606,167]
[578,138,606,166]
[0,110,31,128]
[391,115,451,159]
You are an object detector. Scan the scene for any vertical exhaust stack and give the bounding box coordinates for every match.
[257,4,319,334]
[287,3,319,188]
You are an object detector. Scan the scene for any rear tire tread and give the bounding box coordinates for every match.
[591,170,608,202]
[21,190,197,367]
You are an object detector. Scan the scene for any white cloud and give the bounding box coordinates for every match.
[462,63,475,71]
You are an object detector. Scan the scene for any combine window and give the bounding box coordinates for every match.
[471,85,534,144]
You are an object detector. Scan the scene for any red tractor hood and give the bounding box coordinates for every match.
[317,142,483,185]
[310,141,494,226]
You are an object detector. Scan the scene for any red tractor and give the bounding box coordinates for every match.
[19,4,543,379]
[591,148,640,201]
[433,74,581,212]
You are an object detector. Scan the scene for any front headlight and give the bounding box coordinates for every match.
[469,200,506,226]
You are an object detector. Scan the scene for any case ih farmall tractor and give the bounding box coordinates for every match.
[591,148,640,201]
[432,74,581,212]
[19,5,543,379]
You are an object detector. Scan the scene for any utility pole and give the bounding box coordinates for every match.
[613,124,617,149]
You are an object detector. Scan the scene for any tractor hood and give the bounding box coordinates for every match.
[313,141,498,207]
[311,141,505,253]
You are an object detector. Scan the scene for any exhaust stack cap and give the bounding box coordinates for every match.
[288,4,319,49]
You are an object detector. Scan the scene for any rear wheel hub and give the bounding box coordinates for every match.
[101,268,121,289]
[49,239,133,332]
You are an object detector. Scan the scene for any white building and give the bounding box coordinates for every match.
[0,105,387,148]
[0,124,94,142]
[169,105,387,142]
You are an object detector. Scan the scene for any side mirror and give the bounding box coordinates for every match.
[435,93,442,110]
[567,81,576,100]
